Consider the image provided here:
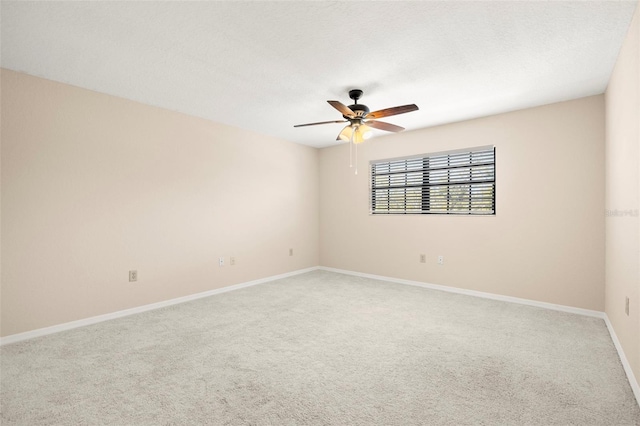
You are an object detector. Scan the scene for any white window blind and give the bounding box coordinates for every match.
[370,147,495,215]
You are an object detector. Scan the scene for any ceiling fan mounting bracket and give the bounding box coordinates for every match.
[348,89,364,103]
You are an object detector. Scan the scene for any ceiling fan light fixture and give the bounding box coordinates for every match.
[351,124,372,144]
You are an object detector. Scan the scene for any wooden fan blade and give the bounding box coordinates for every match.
[366,104,418,120]
[366,120,405,133]
[327,100,356,118]
[294,120,347,128]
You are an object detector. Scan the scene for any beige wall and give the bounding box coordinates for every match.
[605,3,640,383]
[0,69,319,337]
[0,67,617,340]
[320,96,605,312]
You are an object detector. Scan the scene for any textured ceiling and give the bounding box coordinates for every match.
[1,1,637,148]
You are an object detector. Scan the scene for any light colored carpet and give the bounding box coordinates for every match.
[1,270,639,425]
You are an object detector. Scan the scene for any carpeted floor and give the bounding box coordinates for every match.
[1,270,639,425]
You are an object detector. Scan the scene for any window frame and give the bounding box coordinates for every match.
[369,146,496,216]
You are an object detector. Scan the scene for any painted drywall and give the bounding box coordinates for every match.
[0,69,319,337]
[605,2,640,384]
[320,96,605,312]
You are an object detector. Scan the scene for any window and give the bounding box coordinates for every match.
[370,146,495,215]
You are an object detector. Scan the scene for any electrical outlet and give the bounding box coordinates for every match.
[289,248,293,256]
[625,296,630,316]
[230,257,236,266]
[129,270,137,282]
[437,255,444,265]
[420,254,426,263]
[219,257,225,267]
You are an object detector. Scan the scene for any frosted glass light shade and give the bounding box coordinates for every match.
[338,125,353,142]
[360,124,373,140]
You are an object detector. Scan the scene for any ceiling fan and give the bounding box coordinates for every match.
[294,89,419,143]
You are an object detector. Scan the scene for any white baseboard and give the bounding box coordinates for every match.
[0,266,319,346]
[319,266,604,318]
[319,266,639,408]
[604,315,640,407]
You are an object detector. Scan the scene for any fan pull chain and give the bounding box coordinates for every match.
[355,142,358,175]
[349,130,353,168]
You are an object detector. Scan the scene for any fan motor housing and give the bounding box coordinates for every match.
[345,103,370,118]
